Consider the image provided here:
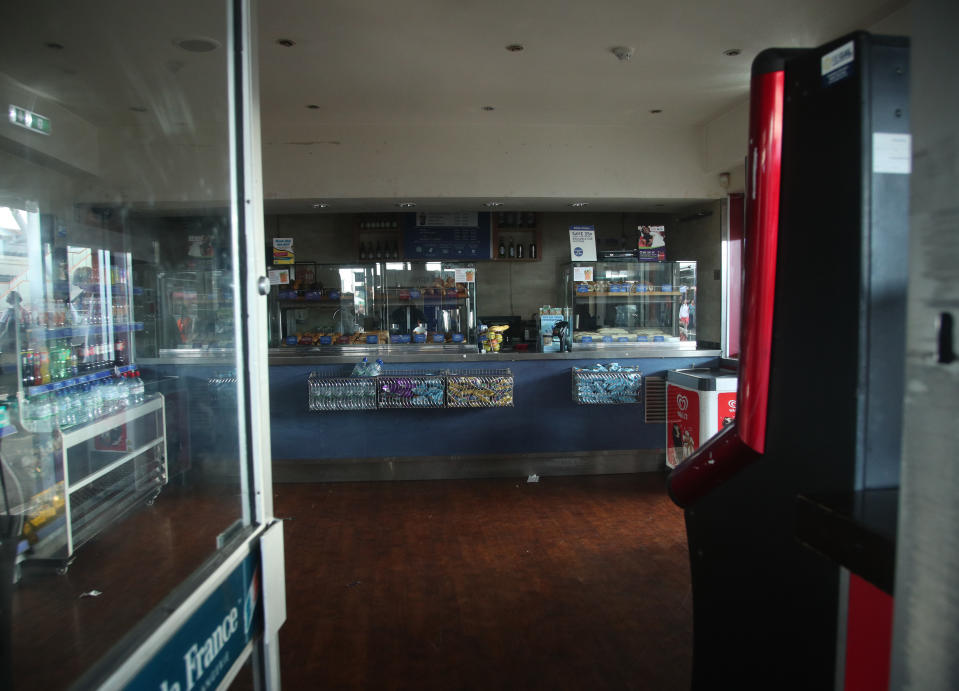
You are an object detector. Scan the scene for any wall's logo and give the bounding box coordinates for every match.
[573,247,583,257]
[676,394,688,412]
[728,399,737,412]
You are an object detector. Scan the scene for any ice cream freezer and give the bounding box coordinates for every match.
[666,368,738,469]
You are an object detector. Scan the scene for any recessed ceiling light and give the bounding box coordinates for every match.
[649,109,663,114]
[277,38,296,48]
[173,37,221,53]
[484,202,503,207]
[306,104,320,109]
[482,106,495,111]
[569,202,589,208]
[396,202,416,208]
[723,48,742,57]
[129,106,148,113]
[611,46,634,62]
[506,44,524,52]
[313,202,329,209]
[45,42,64,50]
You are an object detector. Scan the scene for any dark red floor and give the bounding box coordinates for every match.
[275,473,692,690]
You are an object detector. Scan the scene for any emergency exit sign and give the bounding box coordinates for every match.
[8,105,51,135]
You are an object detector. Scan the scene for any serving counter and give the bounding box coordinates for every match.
[141,346,722,482]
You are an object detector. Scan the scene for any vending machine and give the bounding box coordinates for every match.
[665,369,737,469]
[667,32,910,689]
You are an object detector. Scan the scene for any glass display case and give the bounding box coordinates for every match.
[561,260,697,348]
[270,261,478,350]
[157,269,235,355]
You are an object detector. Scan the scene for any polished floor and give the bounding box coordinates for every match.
[276,473,692,690]
[8,472,692,690]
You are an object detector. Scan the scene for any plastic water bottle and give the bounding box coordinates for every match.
[367,358,383,376]
[351,357,370,376]
[130,370,145,405]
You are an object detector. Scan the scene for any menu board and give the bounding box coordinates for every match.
[402,213,492,260]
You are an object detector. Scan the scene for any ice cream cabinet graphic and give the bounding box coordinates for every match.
[666,369,737,469]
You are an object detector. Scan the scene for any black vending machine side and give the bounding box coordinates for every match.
[677,32,910,690]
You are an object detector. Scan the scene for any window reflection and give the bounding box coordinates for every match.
[0,1,251,688]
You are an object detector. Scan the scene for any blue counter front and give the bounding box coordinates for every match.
[142,353,720,481]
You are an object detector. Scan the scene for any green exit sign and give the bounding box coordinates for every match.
[8,105,51,135]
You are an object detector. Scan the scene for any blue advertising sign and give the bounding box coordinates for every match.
[402,213,492,260]
[130,552,261,691]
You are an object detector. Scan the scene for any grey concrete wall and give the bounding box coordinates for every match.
[891,0,959,687]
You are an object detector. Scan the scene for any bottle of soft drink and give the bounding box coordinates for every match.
[130,370,145,405]
[39,345,50,384]
[89,380,103,419]
[113,373,129,411]
[21,349,34,387]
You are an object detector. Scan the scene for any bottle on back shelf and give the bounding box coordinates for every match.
[517,242,524,259]
[529,241,537,259]
[498,238,506,258]
[508,241,515,258]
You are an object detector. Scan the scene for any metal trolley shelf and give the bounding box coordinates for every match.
[23,394,168,572]
[571,367,643,405]
[307,368,514,411]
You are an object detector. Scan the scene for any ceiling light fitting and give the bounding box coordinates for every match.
[611,46,634,62]
[723,48,742,57]
[173,37,220,53]
[45,42,65,50]
[396,202,416,208]
[482,106,495,111]
[484,202,503,207]
[506,44,524,52]
[569,202,589,208]
[313,202,329,209]
[129,106,148,113]
[277,38,296,47]
[306,104,320,109]
[649,109,663,114]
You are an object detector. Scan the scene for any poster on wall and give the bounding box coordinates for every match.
[272,237,294,265]
[637,225,666,261]
[569,226,597,261]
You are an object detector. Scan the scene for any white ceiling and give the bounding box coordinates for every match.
[0,0,910,212]
[256,0,909,129]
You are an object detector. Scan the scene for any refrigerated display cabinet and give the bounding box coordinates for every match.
[0,217,166,572]
[561,260,697,349]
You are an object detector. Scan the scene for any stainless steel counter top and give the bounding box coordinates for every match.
[139,346,721,366]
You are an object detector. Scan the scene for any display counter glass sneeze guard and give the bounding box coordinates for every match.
[562,260,697,349]
[270,261,478,351]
